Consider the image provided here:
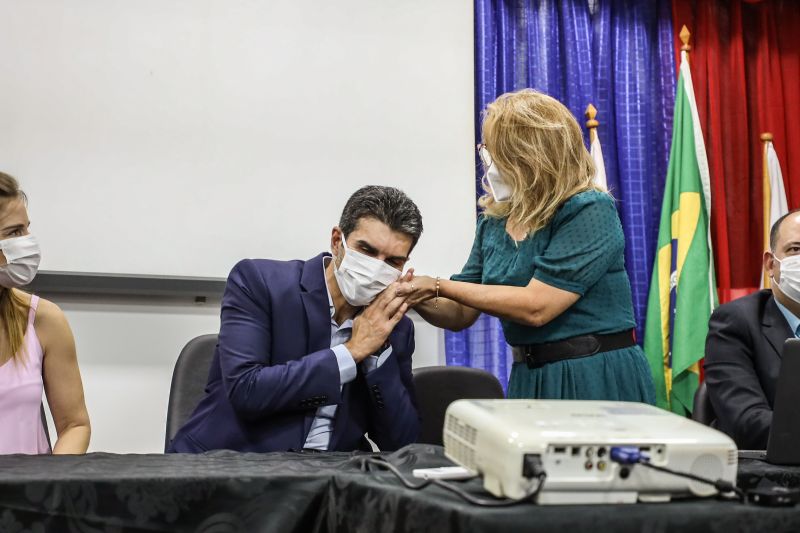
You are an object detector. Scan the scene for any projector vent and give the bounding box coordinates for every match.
[728,449,737,466]
[443,414,478,470]
[446,414,477,445]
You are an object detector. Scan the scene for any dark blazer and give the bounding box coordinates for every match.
[704,289,793,449]
[168,253,420,453]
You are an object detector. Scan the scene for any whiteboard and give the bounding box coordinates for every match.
[0,0,477,279]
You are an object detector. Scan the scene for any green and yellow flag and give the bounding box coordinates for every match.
[644,48,717,416]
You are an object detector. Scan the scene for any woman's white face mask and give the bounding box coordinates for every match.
[0,234,41,288]
[480,146,512,202]
[333,236,401,306]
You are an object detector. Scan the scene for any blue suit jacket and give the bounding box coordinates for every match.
[168,253,420,453]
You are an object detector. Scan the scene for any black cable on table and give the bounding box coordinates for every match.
[360,457,432,490]
[636,460,746,502]
[430,475,547,507]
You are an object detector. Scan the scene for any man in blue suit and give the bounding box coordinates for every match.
[169,186,422,452]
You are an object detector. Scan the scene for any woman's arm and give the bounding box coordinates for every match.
[412,296,481,331]
[36,298,91,454]
[399,275,580,329]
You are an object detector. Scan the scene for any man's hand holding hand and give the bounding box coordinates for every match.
[345,282,408,363]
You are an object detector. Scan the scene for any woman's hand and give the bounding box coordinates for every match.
[395,274,437,308]
[397,275,481,331]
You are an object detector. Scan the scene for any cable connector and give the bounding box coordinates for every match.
[610,446,648,465]
[522,454,545,479]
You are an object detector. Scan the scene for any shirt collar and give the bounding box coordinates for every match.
[323,256,353,327]
[323,257,335,318]
[774,297,800,338]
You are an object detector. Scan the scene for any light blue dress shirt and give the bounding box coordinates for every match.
[302,258,392,450]
[774,298,800,338]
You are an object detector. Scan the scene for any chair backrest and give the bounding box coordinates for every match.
[412,365,504,446]
[165,334,218,451]
[692,380,716,426]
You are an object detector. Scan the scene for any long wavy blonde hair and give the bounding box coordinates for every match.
[0,172,30,362]
[479,89,600,234]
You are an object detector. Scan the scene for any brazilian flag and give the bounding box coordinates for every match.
[644,50,717,416]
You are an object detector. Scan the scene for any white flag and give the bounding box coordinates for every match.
[766,141,788,231]
[590,135,607,190]
[761,140,788,288]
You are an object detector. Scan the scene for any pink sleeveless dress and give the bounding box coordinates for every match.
[0,295,51,454]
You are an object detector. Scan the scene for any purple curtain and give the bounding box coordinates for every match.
[446,0,676,391]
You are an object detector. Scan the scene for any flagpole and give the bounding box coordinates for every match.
[585,103,607,190]
[585,104,599,144]
[678,23,715,295]
[644,22,717,414]
[762,132,774,288]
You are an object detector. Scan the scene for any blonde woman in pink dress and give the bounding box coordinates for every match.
[0,172,90,454]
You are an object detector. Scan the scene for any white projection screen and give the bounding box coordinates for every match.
[0,0,477,279]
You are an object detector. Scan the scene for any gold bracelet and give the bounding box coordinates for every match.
[434,276,440,309]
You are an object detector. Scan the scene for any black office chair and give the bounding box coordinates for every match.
[412,365,504,446]
[164,334,218,451]
[692,380,716,426]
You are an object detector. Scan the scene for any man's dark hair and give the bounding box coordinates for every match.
[770,208,800,251]
[339,185,423,248]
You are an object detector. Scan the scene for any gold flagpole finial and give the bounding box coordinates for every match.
[680,25,691,53]
[761,132,774,143]
[585,104,599,143]
[585,104,599,129]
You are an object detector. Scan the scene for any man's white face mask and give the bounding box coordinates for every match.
[480,146,512,202]
[333,236,401,306]
[775,254,800,304]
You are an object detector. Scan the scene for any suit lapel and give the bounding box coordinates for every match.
[299,253,333,440]
[763,295,794,359]
[299,253,332,354]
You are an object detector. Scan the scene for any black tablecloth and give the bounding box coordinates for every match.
[2,445,800,533]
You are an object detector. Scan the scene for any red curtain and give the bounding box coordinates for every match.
[671,0,800,303]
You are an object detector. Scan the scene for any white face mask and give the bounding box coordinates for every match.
[0,234,41,288]
[333,236,401,306]
[775,254,800,304]
[480,146,512,202]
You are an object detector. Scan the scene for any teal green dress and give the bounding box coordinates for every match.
[452,190,656,403]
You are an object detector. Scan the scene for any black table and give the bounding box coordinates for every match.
[1,445,800,533]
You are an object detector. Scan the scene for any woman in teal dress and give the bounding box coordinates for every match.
[398,89,655,403]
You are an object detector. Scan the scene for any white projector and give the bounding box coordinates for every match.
[443,399,738,505]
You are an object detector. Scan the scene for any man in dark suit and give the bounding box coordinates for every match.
[168,186,422,453]
[705,209,800,449]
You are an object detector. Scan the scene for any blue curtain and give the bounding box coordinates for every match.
[446,0,676,391]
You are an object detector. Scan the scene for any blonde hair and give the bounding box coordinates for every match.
[0,172,30,362]
[479,89,600,234]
